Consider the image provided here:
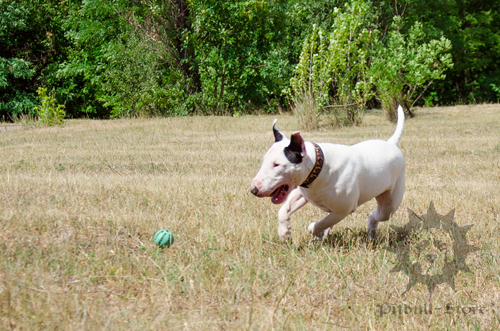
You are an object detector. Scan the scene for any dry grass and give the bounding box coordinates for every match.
[293,94,321,131]
[0,104,499,330]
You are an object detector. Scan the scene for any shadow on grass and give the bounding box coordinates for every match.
[295,226,417,252]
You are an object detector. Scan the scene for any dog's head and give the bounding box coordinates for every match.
[250,119,308,204]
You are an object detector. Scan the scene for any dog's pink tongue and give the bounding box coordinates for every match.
[271,186,286,204]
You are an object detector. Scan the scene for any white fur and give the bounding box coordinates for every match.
[251,105,406,240]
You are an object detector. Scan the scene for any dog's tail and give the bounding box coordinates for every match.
[387,105,405,146]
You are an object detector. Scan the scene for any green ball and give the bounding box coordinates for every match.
[154,230,174,248]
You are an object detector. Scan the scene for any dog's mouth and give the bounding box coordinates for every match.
[270,185,290,204]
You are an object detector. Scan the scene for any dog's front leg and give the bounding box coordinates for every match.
[308,212,347,239]
[277,188,308,240]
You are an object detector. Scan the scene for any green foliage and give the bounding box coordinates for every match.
[0,0,498,119]
[290,0,376,126]
[0,58,34,89]
[189,0,294,114]
[0,1,36,119]
[99,34,178,117]
[56,0,130,117]
[292,2,455,125]
[0,57,37,118]
[371,18,453,121]
[33,87,65,126]
[0,0,72,119]
[374,0,500,105]
[491,84,500,101]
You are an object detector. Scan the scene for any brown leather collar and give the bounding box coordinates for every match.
[300,143,324,188]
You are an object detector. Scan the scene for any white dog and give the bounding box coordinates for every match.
[250,106,405,240]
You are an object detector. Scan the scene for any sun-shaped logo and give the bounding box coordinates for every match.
[385,202,478,295]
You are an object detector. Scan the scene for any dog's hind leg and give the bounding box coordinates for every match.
[277,188,308,240]
[367,172,405,238]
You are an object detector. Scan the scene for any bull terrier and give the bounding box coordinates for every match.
[250,106,405,240]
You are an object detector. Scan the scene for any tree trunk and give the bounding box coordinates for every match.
[174,0,201,94]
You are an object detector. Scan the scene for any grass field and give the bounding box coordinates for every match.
[1,105,499,330]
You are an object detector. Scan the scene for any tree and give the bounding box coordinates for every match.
[290,0,376,126]
[370,18,453,121]
[374,0,500,105]
[57,0,131,117]
[0,0,70,119]
[188,0,294,114]
[1,0,498,120]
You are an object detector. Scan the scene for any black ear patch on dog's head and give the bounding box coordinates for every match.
[284,132,305,164]
[272,119,283,142]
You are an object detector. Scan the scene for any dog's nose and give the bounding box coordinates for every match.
[250,187,259,196]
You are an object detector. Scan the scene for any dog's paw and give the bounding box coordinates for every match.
[367,229,376,240]
[278,225,292,241]
[322,227,330,238]
[307,222,316,234]
[308,223,329,242]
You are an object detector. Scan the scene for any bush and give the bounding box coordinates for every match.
[294,93,364,131]
[293,94,320,131]
[290,0,376,127]
[370,19,453,121]
[33,88,65,126]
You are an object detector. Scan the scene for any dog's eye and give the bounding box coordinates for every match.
[274,163,280,168]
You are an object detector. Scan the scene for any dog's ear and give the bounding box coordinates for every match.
[284,132,306,164]
[272,119,283,142]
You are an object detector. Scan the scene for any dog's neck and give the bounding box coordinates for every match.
[300,143,324,188]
